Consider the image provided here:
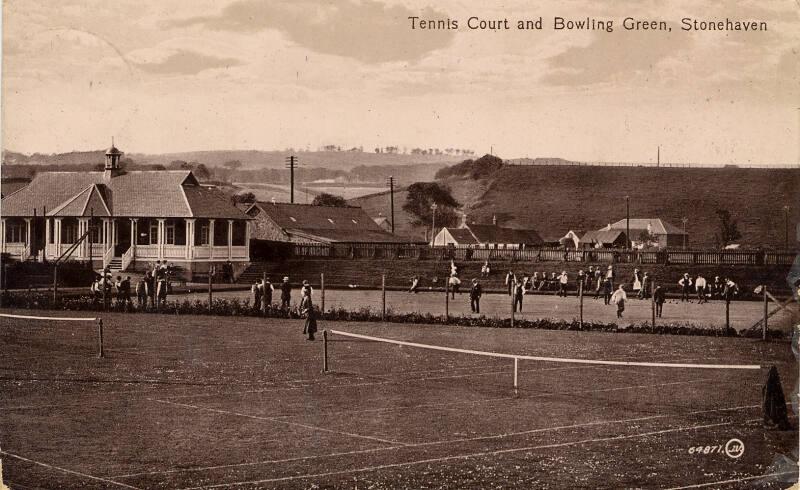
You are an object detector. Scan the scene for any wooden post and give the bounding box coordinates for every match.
[578,280,584,329]
[651,281,656,327]
[381,273,386,321]
[97,319,105,358]
[208,266,213,313]
[261,271,267,316]
[763,285,768,341]
[725,299,730,332]
[510,285,515,327]
[513,357,519,395]
[53,264,58,304]
[445,279,449,323]
[322,329,329,372]
[320,273,325,316]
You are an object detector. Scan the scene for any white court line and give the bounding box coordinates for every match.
[0,450,141,489]
[175,420,755,489]
[665,470,799,489]
[110,404,762,479]
[330,330,764,370]
[0,313,97,322]
[148,398,404,446]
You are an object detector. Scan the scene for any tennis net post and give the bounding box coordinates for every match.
[97,318,105,358]
[322,329,329,372]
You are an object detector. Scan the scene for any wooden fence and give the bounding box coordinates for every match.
[285,243,797,266]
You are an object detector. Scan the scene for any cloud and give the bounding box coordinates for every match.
[132,49,241,74]
[543,29,692,86]
[171,0,454,64]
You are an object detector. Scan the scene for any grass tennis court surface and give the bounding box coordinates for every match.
[1,309,797,489]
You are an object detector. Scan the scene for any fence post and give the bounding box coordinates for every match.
[322,329,328,372]
[381,273,386,321]
[445,279,449,323]
[53,264,58,304]
[97,319,105,358]
[651,281,656,328]
[320,272,325,316]
[261,272,267,316]
[208,266,213,313]
[763,285,768,341]
[578,280,583,329]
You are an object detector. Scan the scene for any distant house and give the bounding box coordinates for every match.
[433,223,543,249]
[245,202,410,244]
[372,215,392,233]
[559,230,585,249]
[605,218,687,249]
[579,230,629,249]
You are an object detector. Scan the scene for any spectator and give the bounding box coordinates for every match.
[678,273,692,302]
[409,276,420,294]
[251,280,262,311]
[638,272,651,300]
[262,278,274,308]
[505,271,515,296]
[470,279,482,314]
[653,285,666,317]
[695,274,708,304]
[145,271,156,308]
[603,277,613,305]
[481,261,491,277]
[723,278,739,304]
[136,275,148,308]
[280,277,292,309]
[155,264,168,308]
[712,276,724,299]
[512,278,525,313]
[549,272,558,293]
[117,275,132,308]
[610,284,627,318]
[558,271,569,297]
[594,269,603,299]
[448,274,461,299]
[632,268,642,295]
[300,280,317,341]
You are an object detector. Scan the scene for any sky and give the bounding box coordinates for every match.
[2,0,798,164]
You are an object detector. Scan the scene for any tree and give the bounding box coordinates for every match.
[636,229,658,249]
[715,209,742,247]
[192,163,212,181]
[223,160,243,170]
[402,182,461,228]
[311,193,348,207]
[230,192,256,205]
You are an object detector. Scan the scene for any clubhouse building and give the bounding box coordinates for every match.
[0,144,251,274]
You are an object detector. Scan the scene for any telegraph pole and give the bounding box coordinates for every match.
[431,203,438,244]
[784,205,790,249]
[386,176,395,234]
[625,196,630,249]
[285,155,297,204]
[682,217,688,250]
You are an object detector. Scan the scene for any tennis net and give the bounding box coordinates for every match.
[0,312,105,358]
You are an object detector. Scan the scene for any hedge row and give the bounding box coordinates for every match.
[0,291,783,340]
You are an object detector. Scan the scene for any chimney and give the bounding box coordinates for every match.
[460,212,467,228]
[492,215,497,225]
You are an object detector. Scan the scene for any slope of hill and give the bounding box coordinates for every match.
[350,163,800,248]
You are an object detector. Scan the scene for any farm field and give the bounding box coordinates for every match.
[1,309,797,489]
[182,288,800,333]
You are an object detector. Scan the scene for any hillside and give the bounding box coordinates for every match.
[351,163,800,248]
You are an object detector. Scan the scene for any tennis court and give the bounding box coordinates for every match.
[1,309,797,488]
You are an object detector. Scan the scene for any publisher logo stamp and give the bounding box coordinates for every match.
[724,438,745,459]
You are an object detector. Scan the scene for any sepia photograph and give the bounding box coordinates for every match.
[1,0,799,488]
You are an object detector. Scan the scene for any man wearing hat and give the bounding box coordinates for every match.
[469,278,483,314]
[280,277,292,309]
[300,280,317,340]
[678,273,692,302]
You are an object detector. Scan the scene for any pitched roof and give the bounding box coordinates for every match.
[447,228,480,244]
[465,224,543,245]
[1,170,248,219]
[608,218,686,235]
[1,179,30,198]
[249,202,408,243]
[580,229,628,245]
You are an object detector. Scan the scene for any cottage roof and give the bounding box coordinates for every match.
[1,170,248,219]
[248,201,409,243]
[608,218,686,235]
[579,229,628,245]
[466,224,543,245]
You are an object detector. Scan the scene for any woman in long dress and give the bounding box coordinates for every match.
[632,268,642,293]
[300,280,317,340]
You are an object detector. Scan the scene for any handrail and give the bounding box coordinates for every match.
[102,246,114,269]
[121,246,134,271]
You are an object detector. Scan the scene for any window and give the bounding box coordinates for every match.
[165,222,176,245]
[199,224,210,245]
[6,222,24,243]
[149,222,159,245]
[89,220,101,243]
[61,221,78,244]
